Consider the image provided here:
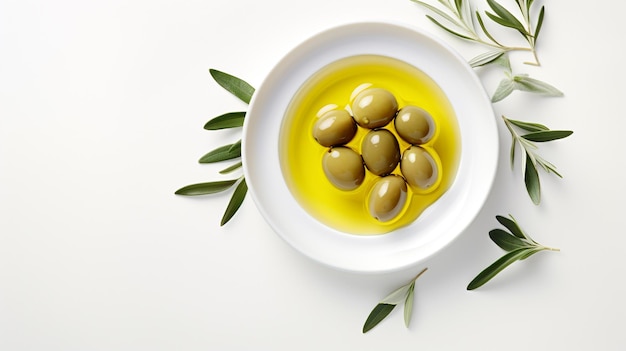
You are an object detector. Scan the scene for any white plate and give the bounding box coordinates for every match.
[242,22,498,273]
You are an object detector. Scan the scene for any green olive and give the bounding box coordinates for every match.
[368,175,408,222]
[351,88,398,129]
[322,146,365,191]
[361,129,400,176]
[394,105,435,144]
[400,146,440,191]
[312,109,357,147]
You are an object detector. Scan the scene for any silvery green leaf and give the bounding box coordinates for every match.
[426,15,474,41]
[524,153,541,205]
[522,130,573,142]
[221,178,247,226]
[209,69,255,104]
[513,75,564,97]
[507,119,548,132]
[204,112,245,130]
[411,0,465,29]
[534,6,545,41]
[469,50,505,68]
[380,281,413,305]
[363,304,396,333]
[404,283,415,328]
[493,53,512,72]
[491,77,515,102]
[174,179,238,196]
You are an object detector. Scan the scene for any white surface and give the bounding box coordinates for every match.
[244,22,499,273]
[0,0,624,350]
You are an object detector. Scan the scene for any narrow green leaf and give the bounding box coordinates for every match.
[174,179,237,196]
[475,11,503,46]
[522,130,573,142]
[495,215,525,239]
[469,50,505,68]
[199,143,241,163]
[506,118,548,132]
[537,158,563,177]
[404,283,415,328]
[380,282,413,305]
[491,77,515,102]
[524,153,541,205]
[519,248,541,260]
[209,69,255,104]
[219,161,243,174]
[527,0,535,13]
[489,229,530,251]
[467,247,539,290]
[534,6,545,42]
[228,139,242,153]
[454,0,463,17]
[426,15,474,41]
[204,112,245,130]
[486,0,529,35]
[513,75,564,97]
[509,135,516,168]
[220,178,247,226]
[412,1,465,30]
[363,303,396,333]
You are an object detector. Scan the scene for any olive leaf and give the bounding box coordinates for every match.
[198,142,241,164]
[411,0,543,66]
[175,179,238,196]
[503,116,572,204]
[363,304,396,334]
[486,0,529,37]
[204,112,246,130]
[468,49,505,68]
[209,69,255,104]
[176,70,254,226]
[221,178,247,226]
[467,215,559,290]
[219,161,243,174]
[362,268,427,333]
[491,56,563,102]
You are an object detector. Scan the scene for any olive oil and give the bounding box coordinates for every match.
[280,55,460,235]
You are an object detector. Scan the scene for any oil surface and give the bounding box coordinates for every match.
[280,55,460,235]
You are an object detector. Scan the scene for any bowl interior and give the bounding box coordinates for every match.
[242,22,498,273]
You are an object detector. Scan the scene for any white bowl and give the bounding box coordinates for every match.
[242,22,498,273]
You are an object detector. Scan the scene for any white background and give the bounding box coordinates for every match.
[1,0,624,350]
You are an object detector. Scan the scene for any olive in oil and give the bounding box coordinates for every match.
[280,55,460,235]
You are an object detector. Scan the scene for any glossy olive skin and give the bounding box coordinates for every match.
[312,109,357,147]
[400,146,439,190]
[394,105,435,144]
[351,88,398,129]
[368,175,408,222]
[322,147,365,191]
[361,129,400,176]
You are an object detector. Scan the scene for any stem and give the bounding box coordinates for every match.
[523,48,541,66]
[542,246,560,252]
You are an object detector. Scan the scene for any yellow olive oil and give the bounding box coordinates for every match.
[280,55,460,235]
